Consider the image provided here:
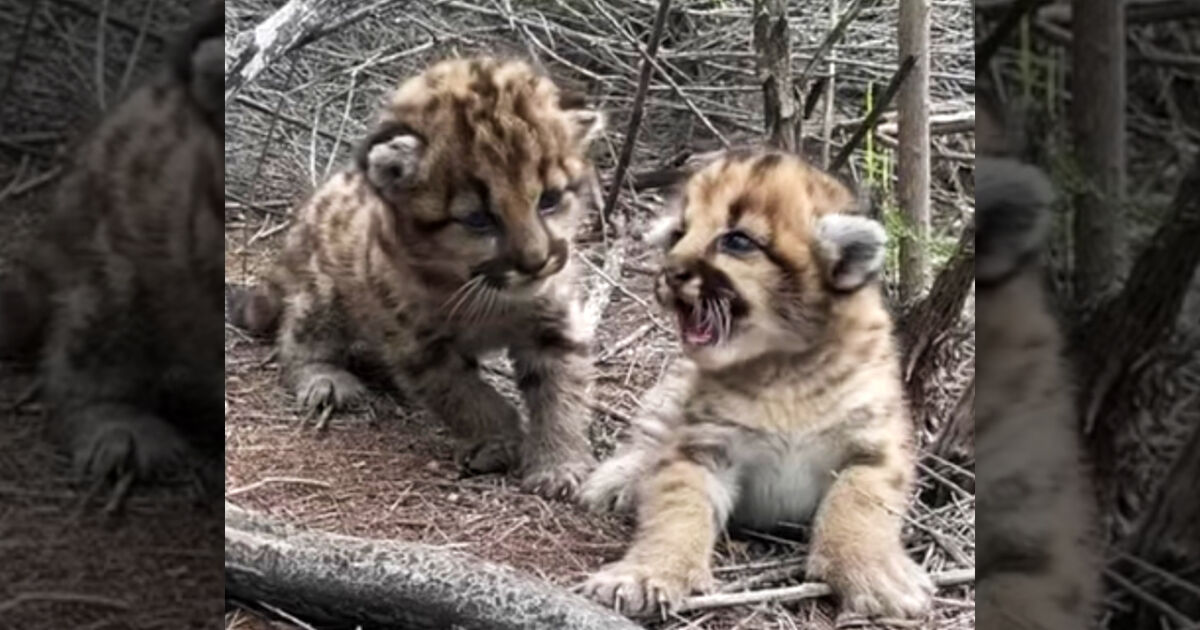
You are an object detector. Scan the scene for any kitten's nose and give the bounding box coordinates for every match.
[665,265,695,288]
[529,254,565,279]
[514,253,550,276]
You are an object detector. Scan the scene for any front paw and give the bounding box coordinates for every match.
[520,452,597,501]
[68,410,189,482]
[580,455,642,515]
[62,406,196,510]
[457,437,521,475]
[809,549,933,618]
[583,560,713,617]
[294,366,366,427]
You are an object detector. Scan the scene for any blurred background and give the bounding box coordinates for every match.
[0,1,222,628]
[978,0,1199,628]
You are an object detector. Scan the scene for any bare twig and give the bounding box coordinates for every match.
[1104,568,1198,628]
[595,323,655,364]
[0,591,130,614]
[0,166,63,203]
[976,0,1050,69]
[600,0,673,223]
[795,0,864,86]
[117,0,158,96]
[227,476,333,497]
[94,0,110,111]
[675,568,974,613]
[0,0,41,113]
[831,55,917,171]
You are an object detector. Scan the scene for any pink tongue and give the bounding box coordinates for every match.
[682,318,715,345]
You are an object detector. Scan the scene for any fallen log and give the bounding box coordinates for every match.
[225,503,642,630]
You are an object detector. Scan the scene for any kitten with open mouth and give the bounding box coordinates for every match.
[582,150,930,620]
[673,297,731,346]
[658,259,747,349]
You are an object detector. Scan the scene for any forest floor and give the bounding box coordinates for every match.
[220,2,976,628]
[223,219,976,630]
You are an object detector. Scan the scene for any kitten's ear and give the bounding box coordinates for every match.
[645,214,682,249]
[814,214,887,292]
[357,124,424,195]
[975,156,1053,284]
[564,109,606,149]
[558,89,605,148]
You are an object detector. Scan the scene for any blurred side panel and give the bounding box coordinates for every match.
[0,1,223,628]
[976,1,1200,628]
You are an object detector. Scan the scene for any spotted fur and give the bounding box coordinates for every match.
[230,57,605,500]
[580,150,932,618]
[0,2,224,492]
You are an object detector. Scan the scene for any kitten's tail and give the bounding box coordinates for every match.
[225,282,283,339]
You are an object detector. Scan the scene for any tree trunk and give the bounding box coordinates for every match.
[901,223,974,427]
[753,0,798,151]
[1070,0,1126,303]
[1081,157,1200,507]
[932,377,975,465]
[897,0,931,304]
[225,503,642,630]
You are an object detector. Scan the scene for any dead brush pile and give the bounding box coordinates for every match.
[223,1,976,628]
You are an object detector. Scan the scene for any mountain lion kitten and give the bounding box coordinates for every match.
[580,150,932,618]
[228,57,605,500]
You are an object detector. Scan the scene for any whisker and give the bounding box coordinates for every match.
[489,289,504,321]
[442,276,475,310]
[465,282,487,323]
[493,290,509,318]
[712,298,724,343]
[721,297,732,342]
[709,297,720,342]
[483,285,503,323]
[467,279,493,324]
[444,276,481,319]
[473,286,491,323]
[463,280,488,322]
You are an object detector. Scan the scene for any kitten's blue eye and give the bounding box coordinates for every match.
[719,231,756,254]
[461,210,497,232]
[537,189,563,215]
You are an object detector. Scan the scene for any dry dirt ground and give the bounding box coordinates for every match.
[0,2,222,628]
[223,223,975,630]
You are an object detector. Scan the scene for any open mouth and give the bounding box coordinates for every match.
[674,297,734,347]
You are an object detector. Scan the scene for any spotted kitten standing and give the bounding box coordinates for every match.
[229,58,605,500]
